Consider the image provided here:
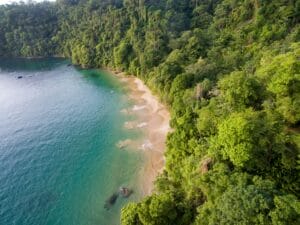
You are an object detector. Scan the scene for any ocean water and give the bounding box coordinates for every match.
[0,58,143,225]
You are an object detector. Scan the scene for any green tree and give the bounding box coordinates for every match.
[257,44,300,124]
[137,193,177,225]
[218,71,264,110]
[270,195,300,225]
[212,109,284,170]
[196,180,276,225]
[121,203,141,225]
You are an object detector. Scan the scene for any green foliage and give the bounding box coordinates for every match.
[0,2,58,57]
[196,98,219,137]
[121,203,141,225]
[257,44,300,124]
[121,193,180,225]
[114,40,133,70]
[270,195,300,225]
[212,110,276,169]
[196,182,275,225]
[218,71,264,110]
[0,0,299,224]
[196,176,300,225]
[138,193,177,225]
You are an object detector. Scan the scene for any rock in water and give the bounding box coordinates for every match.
[116,139,131,149]
[17,76,23,79]
[104,192,119,210]
[119,187,133,198]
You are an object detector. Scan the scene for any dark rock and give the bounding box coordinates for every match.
[17,76,23,79]
[104,192,119,210]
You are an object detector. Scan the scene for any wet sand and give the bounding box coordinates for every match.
[109,71,170,196]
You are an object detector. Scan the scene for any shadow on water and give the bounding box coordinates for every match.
[0,57,68,72]
[77,68,124,92]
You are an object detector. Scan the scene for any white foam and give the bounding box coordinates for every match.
[132,105,146,111]
[116,139,132,149]
[124,121,135,129]
[141,140,153,150]
[137,122,147,128]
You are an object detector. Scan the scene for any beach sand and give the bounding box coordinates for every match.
[110,71,170,196]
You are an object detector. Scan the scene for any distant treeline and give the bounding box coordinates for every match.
[0,0,299,224]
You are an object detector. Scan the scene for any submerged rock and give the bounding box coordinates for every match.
[104,187,133,210]
[104,192,119,210]
[17,76,23,79]
[116,139,132,149]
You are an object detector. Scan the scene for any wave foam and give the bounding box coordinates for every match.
[141,140,153,150]
[137,122,147,128]
[132,105,146,111]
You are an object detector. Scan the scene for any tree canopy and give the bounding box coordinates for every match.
[0,0,299,224]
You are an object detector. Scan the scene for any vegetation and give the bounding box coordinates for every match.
[0,0,299,224]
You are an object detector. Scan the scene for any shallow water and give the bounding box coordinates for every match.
[0,58,143,225]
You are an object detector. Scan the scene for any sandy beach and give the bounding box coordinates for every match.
[110,71,170,196]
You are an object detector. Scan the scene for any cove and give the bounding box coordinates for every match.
[0,58,143,225]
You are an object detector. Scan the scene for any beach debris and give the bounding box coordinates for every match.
[17,76,23,79]
[104,192,119,210]
[116,139,132,149]
[119,187,133,198]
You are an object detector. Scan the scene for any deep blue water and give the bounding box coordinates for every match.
[0,58,143,225]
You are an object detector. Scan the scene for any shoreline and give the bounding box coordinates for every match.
[108,70,170,196]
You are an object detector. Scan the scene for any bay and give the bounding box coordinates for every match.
[0,58,143,225]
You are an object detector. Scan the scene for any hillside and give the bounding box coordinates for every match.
[0,0,299,224]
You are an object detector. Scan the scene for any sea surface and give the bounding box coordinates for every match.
[0,58,143,225]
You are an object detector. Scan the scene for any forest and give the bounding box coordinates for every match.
[0,0,299,224]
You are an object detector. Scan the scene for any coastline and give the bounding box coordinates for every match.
[109,70,170,196]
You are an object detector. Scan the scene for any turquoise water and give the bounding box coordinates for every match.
[0,58,143,225]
